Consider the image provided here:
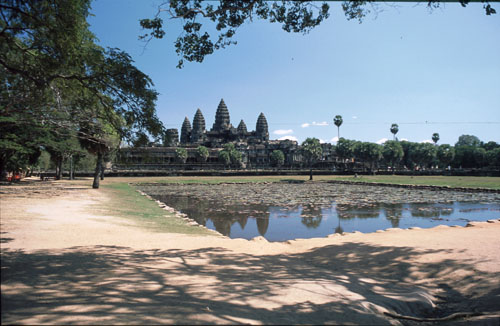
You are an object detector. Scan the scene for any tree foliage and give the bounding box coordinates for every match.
[486,148,500,168]
[132,132,151,148]
[175,147,188,163]
[432,133,440,145]
[1,0,163,137]
[0,0,164,186]
[436,144,455,168]
[196,145,209,163]
[336,138,354,160]
[390,123,399,140]
[410,142,437,169]
[301,137,322,180]
[218,149,231,167]
[45,129,84,180]
[79,116,121,188]
[220,143,242,167]
[333,115,343,138]
[354,141,382,173]
[0,111,44,177]
[455,134,481,147]
[140,1,330,68]
[140,1,495,68]
[382,140,403,172]
[270,149,285,168]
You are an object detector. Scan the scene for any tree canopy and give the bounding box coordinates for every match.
[1,0,165,184]
[390,124,399,140]
[301,137,322,180]
[140,1,496,68]
[270,149,285,168]
[382,140,403,172]
[196,145,209,163]
[1,0,164,136]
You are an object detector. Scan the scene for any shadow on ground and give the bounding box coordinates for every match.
[1,243,499,325]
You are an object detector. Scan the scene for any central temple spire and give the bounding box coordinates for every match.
[256,112,269,141]
[212,98,231,132]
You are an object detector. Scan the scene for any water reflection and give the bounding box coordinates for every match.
[383,204,403,228]
[409,203,454,218]
[334,219,344,234]
[256,216,269,236]
[154,194,499,242]
[301,204,323,228]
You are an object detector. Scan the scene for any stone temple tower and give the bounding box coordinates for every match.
[180,117,192,144]
[237,120,248,134]
[165,128,179,146]
[255,113,269,141]
[212,99,231,132]
[191,108,206,143]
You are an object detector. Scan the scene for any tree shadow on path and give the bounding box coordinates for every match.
[2,242,499,325]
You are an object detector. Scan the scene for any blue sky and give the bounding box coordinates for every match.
[88,1,500,145]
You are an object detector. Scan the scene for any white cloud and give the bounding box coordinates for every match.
[400,138,408,142]
[421,139,434,144]
[330,136,339,143]
[376,138,388,144]
[352,116,358,120]
[319,139,327,144]
[278,135,298,141]
[273,129,293,135]
[301,121,328,128]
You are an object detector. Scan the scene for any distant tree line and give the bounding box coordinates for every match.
[333,134,500,173]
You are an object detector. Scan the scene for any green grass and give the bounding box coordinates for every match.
[101,182,215,235]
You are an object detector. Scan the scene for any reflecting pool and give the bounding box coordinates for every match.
[152,196,498,242]
[138,182,500,242]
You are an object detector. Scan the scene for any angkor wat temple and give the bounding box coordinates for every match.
[115,99,337,170]
[167,98,270,147]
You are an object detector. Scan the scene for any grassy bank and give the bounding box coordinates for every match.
[101,182,214,235]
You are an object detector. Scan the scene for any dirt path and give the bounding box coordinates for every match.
[1,179,499,325]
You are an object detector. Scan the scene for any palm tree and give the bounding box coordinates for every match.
[432,133,440,145]
[196,145,209,169]
[390,123,399,141]
[333,115,343,139]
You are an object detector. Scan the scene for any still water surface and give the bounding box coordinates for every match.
[155,194,500,242]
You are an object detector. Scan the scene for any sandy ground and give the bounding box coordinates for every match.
[1,179,499,325]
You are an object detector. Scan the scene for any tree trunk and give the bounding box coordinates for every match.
[56,158,62,180]
[69,155,74,180]
[0,160,6,181]
[100,163,104,180]
[92,152,102,189]
[309,167,313,181]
